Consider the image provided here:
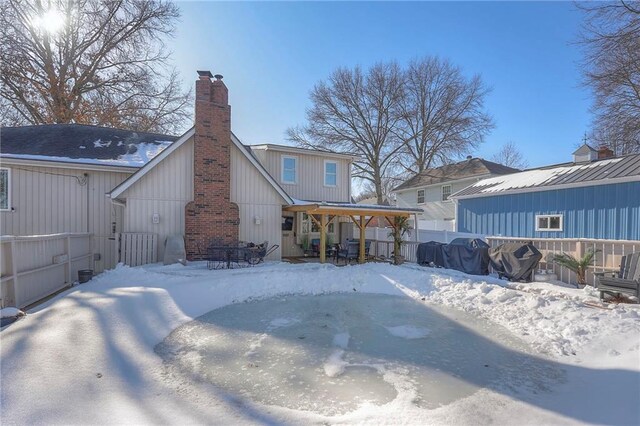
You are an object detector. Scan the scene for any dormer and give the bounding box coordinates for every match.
[572,143,597,163]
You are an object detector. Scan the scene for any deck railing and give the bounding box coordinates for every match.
[0,233,93,308]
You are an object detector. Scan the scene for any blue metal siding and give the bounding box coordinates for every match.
[457,181,640,240]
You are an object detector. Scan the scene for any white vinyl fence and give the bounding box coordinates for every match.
[117,233,158,267]
[0,233,93,308]
[487,237,640,287]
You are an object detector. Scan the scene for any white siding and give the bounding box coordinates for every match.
[120,138,287,261]
[120,138,194,260]
[395,177,488,223]
[255,149,351,202]
[231,146,287,260]
[0,162,129,273]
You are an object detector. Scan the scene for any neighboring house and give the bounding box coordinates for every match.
[0,124,178,272]
[1,70,419,271]
[356,196,392,228]
[393,157,519,231]
[451,146,640,240]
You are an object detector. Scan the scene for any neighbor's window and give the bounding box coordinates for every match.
[536,214,563,231]
[281,156,297,184]
[417,189,425,204]
[442,185,452,201]
[0,168,10,210]
[324,161,337,186]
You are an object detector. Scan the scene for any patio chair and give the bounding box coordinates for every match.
[311,239,321,257]
[595,253,640,301]
[336,241,359,264]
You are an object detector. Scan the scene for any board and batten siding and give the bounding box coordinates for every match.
[456,181,640,240]
[231,146,287,260]
[119,137,194,260]
[119,138,287,261]
[256,149,351,202]
[0,162,129,272]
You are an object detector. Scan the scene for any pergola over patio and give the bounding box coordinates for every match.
[283,201,423,264]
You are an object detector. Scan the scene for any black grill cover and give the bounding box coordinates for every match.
[417,241,446,266]
[417,241,490,276]
[449,238,490,249]
[489,242,542,282]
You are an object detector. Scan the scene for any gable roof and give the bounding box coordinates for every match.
[451,154,640,199]
[393,158,520,192]
[572,143,596,155]
[249,143,358,161]
[0,124,178,167]
[109,128,293,204]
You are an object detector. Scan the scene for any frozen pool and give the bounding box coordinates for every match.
[156,293,562,416]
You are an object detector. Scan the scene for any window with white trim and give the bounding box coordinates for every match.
[417,189,425,204]
[281,156,297,184]
[442,185,452,201]
[536,214,563,231]
[324,160,337,186]
[0,168,10,211]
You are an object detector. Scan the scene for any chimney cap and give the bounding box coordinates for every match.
[197,70,213,79]
[214,74,223,81]
[466,155,473,160]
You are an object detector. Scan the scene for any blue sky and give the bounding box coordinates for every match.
[170,1,591,168]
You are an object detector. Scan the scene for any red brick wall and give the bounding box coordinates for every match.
[185,72,240,259]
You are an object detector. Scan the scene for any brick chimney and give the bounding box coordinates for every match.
[184,70,239,259]
[597,144,614,160]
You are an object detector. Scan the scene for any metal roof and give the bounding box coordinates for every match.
[452,154,640,199]
[393,158,520,191]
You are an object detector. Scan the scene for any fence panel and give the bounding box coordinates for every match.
[0,233,92,308]
[118,233,158,267]
[486,237,640,287]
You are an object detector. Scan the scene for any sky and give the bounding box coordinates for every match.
[169,1,592,169]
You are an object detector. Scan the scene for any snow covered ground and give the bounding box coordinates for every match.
[1,262,639,425]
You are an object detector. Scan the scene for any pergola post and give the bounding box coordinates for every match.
[359,215,366,264]
[320,214,327,264]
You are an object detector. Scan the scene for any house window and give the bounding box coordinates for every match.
[0,168,10,211]
[324,161,337,186]
[442,185,452,201]
[536,214,563,232]
[417,189,425,204]
[281,156,297,184]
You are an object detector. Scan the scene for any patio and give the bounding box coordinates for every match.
[283,201,422,264]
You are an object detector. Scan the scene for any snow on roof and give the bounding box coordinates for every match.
[0,124,178,167]
[452,154,640,198]
[1,141,173,167]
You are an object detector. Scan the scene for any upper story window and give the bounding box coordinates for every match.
[442,185,452,201]
[417,189,425,204]
[536,214,563,231]
[0,168,10,211]
[281,155,297,184]
[324,160,337,186]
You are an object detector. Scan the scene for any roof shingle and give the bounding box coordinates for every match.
[393,158,520,191]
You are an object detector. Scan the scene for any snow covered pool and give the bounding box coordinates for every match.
[156,293,563,416]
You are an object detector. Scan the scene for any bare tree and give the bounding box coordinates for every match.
[0,0,191,134]
[287,63,405,205]
[578,1,640,154]
[491,142,528,170]
[396,57,494,174]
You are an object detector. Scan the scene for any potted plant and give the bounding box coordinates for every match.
[300,234,310,257]
[388,216,412,265]
[552,248,600,287]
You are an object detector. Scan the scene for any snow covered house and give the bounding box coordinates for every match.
[393,157,519,231]
[0,124,178,272]
[1,70,420,278]
[451,147,640,240]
